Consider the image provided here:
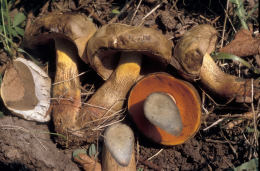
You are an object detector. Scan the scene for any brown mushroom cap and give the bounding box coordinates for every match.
[128,72,201,145]
[172,24,218,80]
[23,12,97,61]
[86,23,172,80]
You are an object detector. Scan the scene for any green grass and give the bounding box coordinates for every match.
[0,0,26,57]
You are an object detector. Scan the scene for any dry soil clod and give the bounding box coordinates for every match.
[128,72,201,145]
[219,29,260,57]
[172,24,260,103]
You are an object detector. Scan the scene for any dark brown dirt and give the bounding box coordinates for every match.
[0,0,259,170]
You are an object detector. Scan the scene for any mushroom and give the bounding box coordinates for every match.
[102,123,136,171]
[77,23,172,141]
[1,58,51,122]
[128,72,201,145]
[172,24,260,103]
[23,12,97,145]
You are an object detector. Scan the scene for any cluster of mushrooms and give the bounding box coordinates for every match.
[1,12,258,170]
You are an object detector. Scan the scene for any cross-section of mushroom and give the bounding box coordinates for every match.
[128,72,201,145]
[1,58,51,122]
[23,12,97,145]
[172,24,260,103]
[76,23,172,142]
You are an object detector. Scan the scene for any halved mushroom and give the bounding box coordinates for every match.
[128,72,201,145]
[1,58,51,122]
[172,24,260,103]
[76,23,172,141]
[102,123,136,171]
[23,12,97,145]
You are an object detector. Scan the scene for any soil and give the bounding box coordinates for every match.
[0,0,259,170]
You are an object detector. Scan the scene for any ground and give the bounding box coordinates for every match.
[0,0,259,170]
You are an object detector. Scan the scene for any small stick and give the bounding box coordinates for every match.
[138,2,163,26]
[130,0,143,25]
[147,149,163,161]
[52,71,87,85]
[85,7,106,25]
[203,118,225,131]
[220,0,229,48]
[108,0,135,24]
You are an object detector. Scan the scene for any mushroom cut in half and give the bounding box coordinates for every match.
[128,72,201,145]
[77,23,172,142]
[102,123,136,171]
[23,12,97,145]
[1,58,51,122]
[172,24,260,103]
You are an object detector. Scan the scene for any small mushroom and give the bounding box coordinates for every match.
[77,23,172,141]
[1,58,51,122]
[172,24,260,103]
[128,72,201,145]
[23,12,97,145]
[102,123,136,171]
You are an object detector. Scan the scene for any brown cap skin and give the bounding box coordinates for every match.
[86,23,173,80]
[173,24,260,103]
[128,72,201,145]
[172,24,218,80]
[23,12,97,61]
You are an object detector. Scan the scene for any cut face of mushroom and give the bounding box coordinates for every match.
[102,123,136,171]
[1,58,51,122]
[77,23,172,142]
[23,12,97,145]
[128,72,201,145]
[172,24,260,103]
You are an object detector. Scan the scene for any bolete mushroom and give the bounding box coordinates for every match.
[1,58,51,122]
[172,24,260,103]
[23,12,97,145]
[102,123,136,171]
[128,72,201,145]
[77,23,172,141]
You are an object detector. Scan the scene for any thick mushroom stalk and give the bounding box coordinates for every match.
[77,23,172,142]
[102,123,136,171]
[23,12,97,145]
[172,24,260,103]
[128,72,201,145]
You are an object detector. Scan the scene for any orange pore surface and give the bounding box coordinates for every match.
[128,72,201,145]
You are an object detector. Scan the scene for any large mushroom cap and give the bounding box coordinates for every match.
[23,12,97,61]
[86,23,173,80]
[128,72,201,145]
[173,24,218,80]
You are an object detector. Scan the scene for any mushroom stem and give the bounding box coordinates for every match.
[102,123,136,171]
[79,52,142,125]
[52,38,81,140]
[200,53,260,103]
[102,144,136,171]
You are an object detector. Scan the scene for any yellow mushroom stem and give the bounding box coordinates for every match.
[199,53,260,103]
[52,38,81,140]
[78,52,142,127]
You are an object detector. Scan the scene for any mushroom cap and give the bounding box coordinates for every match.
[86,23,173,80]
[172,24,217,80]
[23,12,97,61]
[128,72,201,145]
[1,58,51,122]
